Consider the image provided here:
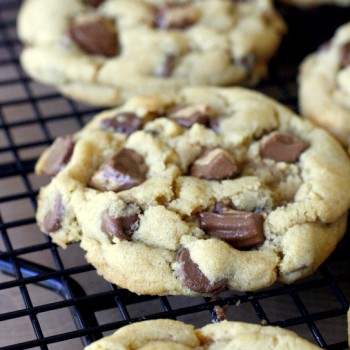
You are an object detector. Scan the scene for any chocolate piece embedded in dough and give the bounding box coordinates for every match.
[260,133,309,163]
[69,14,118,57]
[199,211,265,249]
[340,42,350,69]
[190,148,239,180]
[101,112,142,134]
[169,104,213,128]
[154,54,177,77]
[155,3,198,30]
[41,135,74,176]
[89,148,148,192]
[83,0,104,8]
[43,195,63,233]
[101,209,139,241]
[176,248,228,293]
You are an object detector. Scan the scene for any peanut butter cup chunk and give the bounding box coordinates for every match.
[43,195,63,233]
[190,148,239,180]
[69,13,118,57]
[101,209,139,241]
[169,104,213,128]
[83,0,104,8]
[89,148,148,192]
[176,248,228,293]
[154,54,177,77]
[340,42,350,69]
[39,135,74,176]
[155,3,199,30]
[260,133,309,163]
[100,112,142,134]
[199,211,265,249]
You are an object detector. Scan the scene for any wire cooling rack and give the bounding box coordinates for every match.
[0,1,350,349]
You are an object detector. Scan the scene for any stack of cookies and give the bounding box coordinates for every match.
[17,0,350,348]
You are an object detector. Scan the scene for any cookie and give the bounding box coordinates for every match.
[35,87,350,296]
[84,319,321,349]
[18,0,286,106]
[299,22,350,154]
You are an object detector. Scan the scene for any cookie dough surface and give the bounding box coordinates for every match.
[84,319,321,349]
[36,87,350,296]
[18,0,285,106]
[299,22,350,153]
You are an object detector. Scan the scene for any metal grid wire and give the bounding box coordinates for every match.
[0,1,350,349]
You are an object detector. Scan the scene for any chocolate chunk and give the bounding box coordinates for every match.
[101,209,139,241]
[69,14,118,57]
[190,148,239,180]
[169,104,213,128]
[154,54,177,77]
[89,148,148,192]
[177,248,228,294]
[83,0,104,7]
[100,112,142,134]
[260,133,309,163]
[339,42,350,69]
[43,195,63,233]
[155,3,198,30]
[199,211,265,249]
[209,117,220,133]
[41,135,74,176]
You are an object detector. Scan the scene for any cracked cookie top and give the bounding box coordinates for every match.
[300,22,350,154]
[84,319,321,350]
[18,0,285,106]
[35,87,350,296]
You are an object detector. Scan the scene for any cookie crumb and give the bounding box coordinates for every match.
[213,305,228,322]
[260,319,268,326]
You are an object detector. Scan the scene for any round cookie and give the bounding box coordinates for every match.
[299,22,350,154]
[18,0,286,106]
[35,87,350,296]
[84,319,321,349]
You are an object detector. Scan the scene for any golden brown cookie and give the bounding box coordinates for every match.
[36,87,350,296]
[84,319,321,349]
[299,22,350,154]
[18,0,285,106]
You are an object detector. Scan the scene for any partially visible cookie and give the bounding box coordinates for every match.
[36,87,350,296]
[299,22,350,153]
[18,0,285,106]
[84,319,321,349]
